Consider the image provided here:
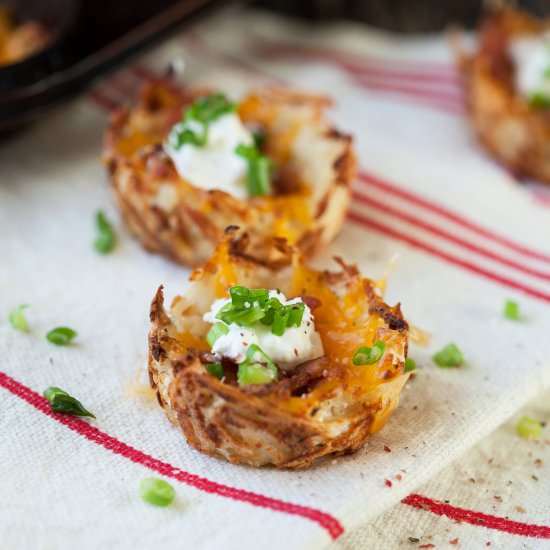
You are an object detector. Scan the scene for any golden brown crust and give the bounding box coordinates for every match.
[458,9,550,184]
[103,83,356,266]
[148,232,409,469]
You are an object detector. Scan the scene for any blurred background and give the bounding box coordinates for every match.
[0,0,549,131]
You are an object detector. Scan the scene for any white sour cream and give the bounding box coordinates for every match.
[165,112,254,199]
[203,290,324,370]
[509,32,550,101]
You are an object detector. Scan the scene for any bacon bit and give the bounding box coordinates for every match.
[486,543,491,547]
[301,296,321,310]
[383,445,392,453]
[243,342,249,346]
[384,479,392,488]
[487,458,493,465]
[514,505,526,513]
[412,405,418,411]
[534,458,542,467]
[449,539,459,545]
[396,474,402,481]
[418,545,435,549]
[493,495,502,502]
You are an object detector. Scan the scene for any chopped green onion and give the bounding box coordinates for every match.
[352,341,387,365]
[404,358,416,373]
[235,144,273,197]
[46,326,78,346]
[8,304,29,332]
[206,322,229,347]
[43,386,95,418]
[271,308,290,336]
[168,123,207,149]
[237,344,277,385]
[94,210,116,254]
[352,347,371,365]
[205,362,224,379]
[168,93,235,151]
[230,285,252,306]
[516,416,543,439]
[185,93,235,125]
[528,91,550,109]
[287,303,305,328]
[139,478,175,507]
[248,288,270,307]
[503,299,520,321]
[432,343,464,368]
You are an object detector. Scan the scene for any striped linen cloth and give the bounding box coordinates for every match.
[1,7,550,549]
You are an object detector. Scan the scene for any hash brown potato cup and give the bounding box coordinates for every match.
[148,229,409,469]
[103,82,356,266]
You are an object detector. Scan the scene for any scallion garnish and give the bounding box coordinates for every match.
[352,341,387,365]
[215,286,305,335]
[237,344,278,385]
[46,326,78,346]
[186,93,235,125]
[8,304,29,332]
[528,91,550,109]
[140,478,175,507]
[516,416,543,439]
[503,299,520,321]
[432,343,464,368]
[168,93,235,150]
[205,362,224,379]
[404,358,416,373]
[206,322,229,347]
[94,210,116,254]
[235,144,273,197]
[43,386,95,418]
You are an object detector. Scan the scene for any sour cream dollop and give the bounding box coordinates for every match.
[203,290,324,371]
[165,112,254,199]
[509,32,550,102]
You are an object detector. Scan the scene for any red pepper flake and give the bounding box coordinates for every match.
[243,342,249,346]
[487,458,493,465]
[486,543,491,547]
[418,545,435,549]
[449,539,459,545]
[384,479,392,487]
[293,348,299,357]
[493,495,502,502]
[384,445,392,453]
[396,474,403,481]
[534,459,542,467]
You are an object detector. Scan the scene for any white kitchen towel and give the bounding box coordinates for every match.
[1,7,550,550]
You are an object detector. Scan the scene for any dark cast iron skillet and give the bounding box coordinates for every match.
[0,0,223,132]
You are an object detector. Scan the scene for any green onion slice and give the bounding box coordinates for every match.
[46,326,78,346]
[94,210,116,254]
[503,299,520,321]
[205,362,224,379]
[235,143,273,197]
[237,344,277,386]
[529,91,550,109]
[352,341,387,365]
[432,343,464,368]
[43,386,95,418]
[185,93,235,124]
[8,304,29,332]
[516,416,543,439]
[206,322,229,347]
[404,358,416,373]
[140,478,175,507]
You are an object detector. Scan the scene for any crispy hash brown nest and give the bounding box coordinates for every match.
[103,81,356,266]
[148,230,409,468]
[458,9,550,184]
